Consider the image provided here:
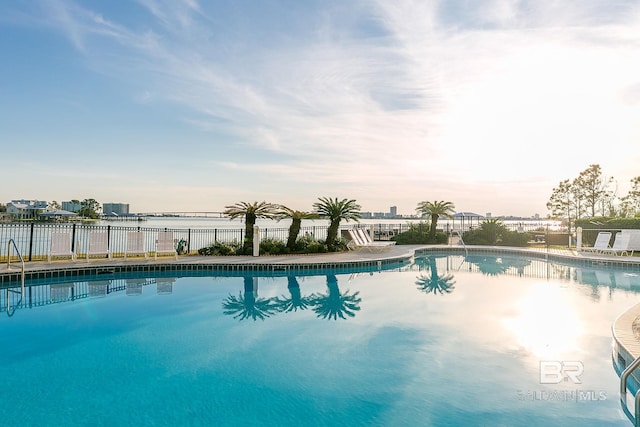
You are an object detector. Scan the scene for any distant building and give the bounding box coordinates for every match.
[62,201,82,213]
[389,206,397,217]
[486,212,492,218]
[103,203,130,216]
[361,212,373,219]
[6,199,48,219]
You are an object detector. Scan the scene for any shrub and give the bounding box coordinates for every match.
[462,219,530,247]
[329,238,349,252]
[294,235,328,253]
[499,230,531,247]
[198,241,241,256]
[392,221,447,244]
[259,238,288,255]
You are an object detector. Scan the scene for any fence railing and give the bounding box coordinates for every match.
[0,222,416,262]
[0,221,558,262]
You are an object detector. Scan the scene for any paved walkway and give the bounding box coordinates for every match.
[2,243,639,278]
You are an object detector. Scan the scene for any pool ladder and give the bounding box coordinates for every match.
[451,230,468,257]
[5,239,25,315]
[620,355,640,426]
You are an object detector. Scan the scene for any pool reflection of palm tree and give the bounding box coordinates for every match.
[465,255,510,276]
[416,256,456,295]
[223,277,278,321]
[275,276,314,313]
[310,275,361,320]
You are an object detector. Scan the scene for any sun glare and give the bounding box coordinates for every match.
[502,282,583,360]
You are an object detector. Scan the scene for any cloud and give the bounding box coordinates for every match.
[4,0,640,215]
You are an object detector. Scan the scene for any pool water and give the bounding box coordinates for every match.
[1,253,639,426]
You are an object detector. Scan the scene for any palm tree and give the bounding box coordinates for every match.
[415,256,456,295]
[310,275,361,320]
[275,206,319,251]
[224,201,278,254]
[477,218,506,245]
[313,197,361,248]
[416,200,455,242]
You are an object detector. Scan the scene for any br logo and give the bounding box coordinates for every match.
[539,361,584,384]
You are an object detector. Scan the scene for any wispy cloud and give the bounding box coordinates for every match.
[4,0,640,214]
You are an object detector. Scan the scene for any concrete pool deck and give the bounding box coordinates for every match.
[3,243,640,367]
[2,243,640,281]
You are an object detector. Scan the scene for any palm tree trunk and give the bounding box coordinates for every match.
[326,220,340,247]
[429,215,439,241]
[287,218,302,250]
[244,213,256,254]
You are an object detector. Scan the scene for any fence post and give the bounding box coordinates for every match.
[576,227,582,251]
[187,228,191,253]
[71,223,77,253]
[253,225,260,257]
[28,222,35,261]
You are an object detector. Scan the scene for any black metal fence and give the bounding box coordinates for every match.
[0,221,560,263]
[0,222,416,262]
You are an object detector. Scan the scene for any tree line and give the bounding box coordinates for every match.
[547,164,640,229]
[219,198,456,255]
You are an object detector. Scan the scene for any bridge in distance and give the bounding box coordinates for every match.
[141,212,227,218]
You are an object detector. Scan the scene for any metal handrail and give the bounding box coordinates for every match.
[6,239,25,297]
[620,355,640,426]
[452,231,468,257]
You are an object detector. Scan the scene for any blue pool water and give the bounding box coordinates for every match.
[1,252,639,426]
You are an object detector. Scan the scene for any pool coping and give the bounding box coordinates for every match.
[3,243,640,284]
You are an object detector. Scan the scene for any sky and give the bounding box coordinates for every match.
[1,0,639,217]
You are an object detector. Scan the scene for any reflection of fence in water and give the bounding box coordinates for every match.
[407,254,629,283]
[0,277,160,314]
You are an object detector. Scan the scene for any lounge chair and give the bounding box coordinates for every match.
[341,229,358,250]
[86,231,111,261]
[125,231,148,259]
[600,232,632,256]
[620,230,640,256]
[342,228,395,253]
[155,231,178,260]
[48,231,76,263]
[580,231,612,254]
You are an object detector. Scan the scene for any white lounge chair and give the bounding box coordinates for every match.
[620,230,640,256]
[341,229,359,250]
[48,231,76,263]
[125,231,148,259]
[343,228,395,253]
[86,231,111,261]
[600,232,632,256]
[155,231,178,260]
[580,231,612,254]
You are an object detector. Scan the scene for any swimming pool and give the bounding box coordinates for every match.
[1,251,638,426]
